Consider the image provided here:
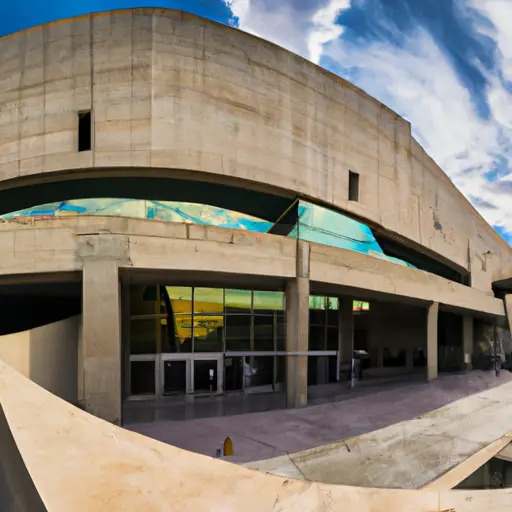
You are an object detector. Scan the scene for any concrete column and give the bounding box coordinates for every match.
[462,316,474,371]
[285,240,310,408]
[121,283,131,401]
[427,302,439,381]
[81,260,122,424]
[339,298,354,380]
[285,277,309,408]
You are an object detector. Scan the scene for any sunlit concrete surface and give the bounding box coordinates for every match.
[246,376,512,489]
[1,8,511,296]
[2,358,512,511]
[0,216,504,318]
[126,371,512,464]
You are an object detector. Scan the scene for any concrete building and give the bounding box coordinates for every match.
[0,7,511,426]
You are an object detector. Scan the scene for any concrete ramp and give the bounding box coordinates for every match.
[247,380,512,489]
[1,359,512,511]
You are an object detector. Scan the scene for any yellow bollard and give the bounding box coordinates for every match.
[223,436,233,457]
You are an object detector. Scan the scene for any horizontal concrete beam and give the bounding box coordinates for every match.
[310,244,505,318]
[0,217,505,318]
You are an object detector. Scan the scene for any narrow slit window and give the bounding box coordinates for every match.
[348,170,359,202]
[78,111,92,152]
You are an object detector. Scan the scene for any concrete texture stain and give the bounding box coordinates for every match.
[432,210,443,232]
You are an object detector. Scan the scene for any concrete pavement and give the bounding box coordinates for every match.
[126,370,512,465]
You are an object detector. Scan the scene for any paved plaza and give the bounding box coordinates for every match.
[126,370,512,463]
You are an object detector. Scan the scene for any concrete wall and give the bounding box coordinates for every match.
[0,216,505,319]
[0,8,510,295]
[0,315,79,403]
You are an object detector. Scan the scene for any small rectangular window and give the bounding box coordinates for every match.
[348,170,359,202]
[78,111,92,152]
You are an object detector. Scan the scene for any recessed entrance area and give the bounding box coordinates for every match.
[124,283,288,409]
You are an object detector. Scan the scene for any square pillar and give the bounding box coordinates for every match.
[80,260,122,424]
[121,283,131,401]
[285,277,309,408]
[339,298,354,380]
[427,302,439,381]
[462,316,473,371]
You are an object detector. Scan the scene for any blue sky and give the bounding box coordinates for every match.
[2,0,511,244]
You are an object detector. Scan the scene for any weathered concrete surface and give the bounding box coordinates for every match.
[0,8,511,295]
[310,242,505,317]
[127,371,512,463]
[2,359,512,511]
[0,217,505,319]
[81,260,122,423]
[427,302,439,380]
[247,378,512,489]
[285,241,310,408]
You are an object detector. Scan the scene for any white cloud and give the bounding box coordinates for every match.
[308,0,351,64]
[468,0,512,83]
[324,27,512,232]
[223,0,351,63]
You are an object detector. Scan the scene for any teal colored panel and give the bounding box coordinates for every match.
[293,201,415,268]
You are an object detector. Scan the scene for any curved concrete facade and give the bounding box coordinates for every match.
[1,7,512,451]
[2,358,512,512]
[0,8,510,295]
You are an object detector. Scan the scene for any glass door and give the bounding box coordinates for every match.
[160,355,223,396]
[161,355,192,395]
[192,355,223,395]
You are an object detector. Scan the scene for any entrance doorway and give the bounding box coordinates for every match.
[158,354,223,397]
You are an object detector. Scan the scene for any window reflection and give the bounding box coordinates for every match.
[193,288,224,352]
[226,315,251,351]
[130,285,158,316]
[162,287,193,353]
[245,356,274,387]
[253,315,274,351]
[130,319,157,354]
[309,295,339,352]
[225,289,251,314]
[253,291,284,313]
[309,296,326,310]
[129,286,342,357]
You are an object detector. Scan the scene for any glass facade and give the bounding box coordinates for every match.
[130,286,286,353]
[128,285,288,396]
[128,286,378,397]
[308,295,339,351]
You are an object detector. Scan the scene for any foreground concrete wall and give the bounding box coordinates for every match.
[0,8,511,295]
[0,315,79,403]
[2,358,512,511]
